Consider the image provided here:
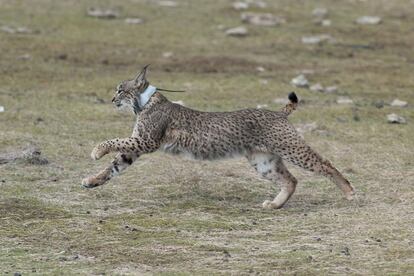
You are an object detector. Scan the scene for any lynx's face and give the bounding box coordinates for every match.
[112,65,150,113]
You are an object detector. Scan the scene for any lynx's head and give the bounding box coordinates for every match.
[112,65,152,114]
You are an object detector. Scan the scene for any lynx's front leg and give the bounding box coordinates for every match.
[90,137,149,160]
[82,137,159,188]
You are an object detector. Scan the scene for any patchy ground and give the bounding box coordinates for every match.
[0,0,413,274]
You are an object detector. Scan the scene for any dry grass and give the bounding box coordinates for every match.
[1,0,414,274]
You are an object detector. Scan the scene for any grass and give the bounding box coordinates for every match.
[1,0,414,274]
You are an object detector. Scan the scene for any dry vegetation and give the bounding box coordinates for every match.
[0,0,413,274]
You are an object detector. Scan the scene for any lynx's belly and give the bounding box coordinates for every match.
[161,141,246,161]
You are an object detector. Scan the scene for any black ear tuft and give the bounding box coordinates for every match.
[288,92,298,104]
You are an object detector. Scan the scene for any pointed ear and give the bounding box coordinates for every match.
[134,64,150,86]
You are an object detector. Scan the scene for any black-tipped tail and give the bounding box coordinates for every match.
[288,92,298,104]
[281,92,299,116]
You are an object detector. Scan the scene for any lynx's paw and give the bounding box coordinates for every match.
[91,144,108,160]
[262,200,283,209]
[82,175,105,188]
[345,189,356,201]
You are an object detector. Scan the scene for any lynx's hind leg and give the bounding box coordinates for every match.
[247,153,297,209]
[275,141,355,200]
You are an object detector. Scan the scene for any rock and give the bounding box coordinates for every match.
[232,2,249,10]
[390,99,407,107]
[387,113,406,124]
[172,100,185,106]
[324,86,338,93]
[257,104,268,109]
[310,83,324,92]
[162,52,174,58]
[256,66,265,72]
[321,19,331,26]
[87,7,119,19]
[356,16,382,25]
[241,12,285,26]
[17,53,31,60]
[273,98,289,105]
[225,26,248,37]
[0,106,4,112]
[312,8,328,18]
[1,25,33,34]
[158,0,178,7]
[336,96,353,104]
[125,18,143,24]
[290,74,309,88]
[301,34,334,44]
[1,26,15,33]
[315,19,332,27]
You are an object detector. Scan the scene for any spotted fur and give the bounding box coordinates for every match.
[82,66,355,209]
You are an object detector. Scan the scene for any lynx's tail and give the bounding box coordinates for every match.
[281,92,298,116]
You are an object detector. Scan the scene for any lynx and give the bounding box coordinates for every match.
[82,65,355,209]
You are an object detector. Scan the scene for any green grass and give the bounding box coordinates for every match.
[1,0,414,274]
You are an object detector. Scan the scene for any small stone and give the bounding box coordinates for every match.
[17,54,31,60]
[232,2,249,10]
[87,7,119,19]
[14,273,22,276]
[259,79,268,85]
[1,25,15,33]
[256,66,265,72]
[241,12,285,27]
[390,99,407,107]
[172,100,185,106]
[301,34,334,44]
[310,83,324,92]
[387,113,406,124]
[336,96,353,104]
[356,16,382,25]
[290,74,309,88]
[16,27,33,34]
[321,19,331,26]
[162,52,174,58]
[257,104,268,109]
[125,18,143,24]
[1,26,33,34]
[158,1,178,7]
[225,26,248,37]
[312,8,328,18]
[324,86,338,93]
[0,106,5,113]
